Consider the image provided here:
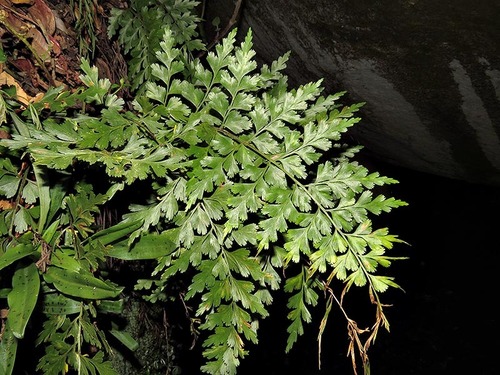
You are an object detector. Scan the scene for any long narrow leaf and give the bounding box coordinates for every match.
[85,219,143,247]
[109,329,139,351]
[32,164,50,233]
[0,320,18,375]
[43,266,123,299]
[0,243,35,271]
[41,292,82,315]
[7,263,40,338]
[107,232,176,260]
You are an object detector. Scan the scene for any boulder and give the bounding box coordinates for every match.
[206,0,500,185]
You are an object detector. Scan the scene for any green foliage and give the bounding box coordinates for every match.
[0,3,408,375]
[0,80,139,374]
[108,0,204,90]
[70,0,99,58]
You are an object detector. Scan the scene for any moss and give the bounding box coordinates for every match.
[110,298,181,375]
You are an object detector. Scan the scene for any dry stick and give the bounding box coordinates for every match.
[321,282,372,375]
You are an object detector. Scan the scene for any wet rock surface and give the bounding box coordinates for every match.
[208,0,500,185]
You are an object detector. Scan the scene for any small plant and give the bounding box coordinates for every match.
[70,0,99,58]
[0,1,408,374]
[107,0,204,90]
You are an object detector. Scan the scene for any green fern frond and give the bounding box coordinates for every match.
[0,5,408,373]
[108,0,204,90]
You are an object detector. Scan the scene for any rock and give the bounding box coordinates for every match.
[206,0,500,185]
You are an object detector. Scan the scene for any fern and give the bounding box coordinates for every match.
[0,5,408,375]
[108,0,204,90]
[135,27,407,373]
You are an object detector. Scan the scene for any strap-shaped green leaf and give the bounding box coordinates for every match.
[32,164,51,233]
[84,219,143,247]
[41,219,60,245]
[7,263,40,338]
[106,232,176,260]
[96,299,124,314]
[49,249,82,272]
[0,243,35,271]
[43,267,123,299]
[0,320,18,375]
[41,292,82,315]
[108,329,139,351]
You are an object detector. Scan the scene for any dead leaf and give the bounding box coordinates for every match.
[27,0,55,35]
[0,71,32,104]
[48,34,61,55]
[54,13,69,35]
[30,91,44,103]
[0,6,29,36]
[10,0,34,4]
[0,130,10,139]
[26,26,51,61]
[0,308,8,319]
[0,199,14,210]
[11,57,35,71]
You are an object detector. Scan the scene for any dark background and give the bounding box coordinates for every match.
[178,160,500,375]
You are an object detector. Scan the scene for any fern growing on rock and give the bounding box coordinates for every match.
[0,3,407,374]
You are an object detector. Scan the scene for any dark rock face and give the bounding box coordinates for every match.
[210,0,500,185]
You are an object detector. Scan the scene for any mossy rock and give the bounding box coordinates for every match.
[109,298,181,375]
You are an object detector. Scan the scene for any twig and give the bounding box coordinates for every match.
[199,0,244,57]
